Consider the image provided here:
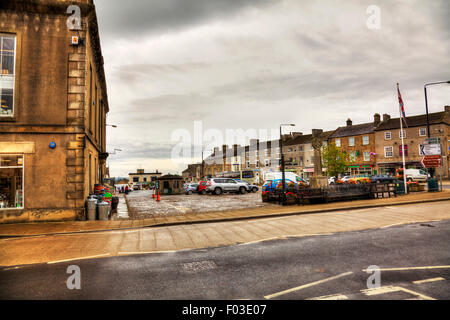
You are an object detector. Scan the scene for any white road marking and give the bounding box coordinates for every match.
[362,265,450,272]
[47,253,111,264]
[264,271,353,299]
[412,277,445,284]
[307,293,349,300]
[361,285,435,300]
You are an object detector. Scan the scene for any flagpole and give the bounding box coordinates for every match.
[397,83,408,194]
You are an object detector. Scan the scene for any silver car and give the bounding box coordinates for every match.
[206,178,249,195]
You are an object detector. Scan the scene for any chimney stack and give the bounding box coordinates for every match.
[346,118,352,126]
[383,114,391,122]
[445,105,450,113]
[374,113,381,126]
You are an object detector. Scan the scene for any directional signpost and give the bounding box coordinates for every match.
[421,155,442,168]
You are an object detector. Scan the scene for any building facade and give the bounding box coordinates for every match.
[329,116,378,176]
[374,107,450,178]
[182,163,202,182]
[0,0,109,223]
[129,169,162,186]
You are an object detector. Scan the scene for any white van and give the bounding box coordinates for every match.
[405,169,429,182]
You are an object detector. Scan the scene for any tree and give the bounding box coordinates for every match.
[322,142,352,179]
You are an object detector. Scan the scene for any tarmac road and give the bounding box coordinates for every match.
[1,219,449,300]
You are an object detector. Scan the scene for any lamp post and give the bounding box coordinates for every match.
[280,124,295,205]
[424,80,450,178]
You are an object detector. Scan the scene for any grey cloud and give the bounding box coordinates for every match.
[95,0,278,39]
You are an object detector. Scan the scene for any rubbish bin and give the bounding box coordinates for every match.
[86,198,97,221]
[396,180,406,195]
[428,178,439,192]
[111,196,119,210]
[97,202,110,220]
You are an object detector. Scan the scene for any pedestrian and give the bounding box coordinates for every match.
[125,185,129,195]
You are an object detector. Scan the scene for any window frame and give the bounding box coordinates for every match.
[362,135,369,145]
[419,128,427,137]
[335,139,341,147]
[0,33,17,118]
[399,130,406,139]
[0,154,24,210]
[384,132,391,140]
[363,151,370,162]
[384,146,394,158]
[348,137,355,147]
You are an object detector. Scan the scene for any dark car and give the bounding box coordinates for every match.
[370,175,396,184]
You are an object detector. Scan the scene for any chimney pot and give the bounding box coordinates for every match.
[346,118,352,126]
[374,113,381,126]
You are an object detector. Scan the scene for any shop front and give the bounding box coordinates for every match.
[348,164,375,176]
[0,154,23,209]
[377,162,423,176]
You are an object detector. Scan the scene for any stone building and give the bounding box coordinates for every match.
[155,174,183,195]
[128,169,162,187]
[329,116,378,176]
[283,131,333,179]
[181,163,202,182]
[0,0,109,222]
[374,106,450,177]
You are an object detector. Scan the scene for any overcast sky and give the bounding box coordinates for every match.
[94,0,450,177]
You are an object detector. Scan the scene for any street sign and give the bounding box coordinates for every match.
[421,155,442,168]
[423,137,441,144]
[419,143,442,156]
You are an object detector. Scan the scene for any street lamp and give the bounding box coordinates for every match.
[424,80,450,178]
[109,148,122,155]
[280,124,295,205]
[424,81,450,138]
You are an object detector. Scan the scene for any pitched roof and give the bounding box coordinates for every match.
[330,123,375,138]
[375,111,448,131]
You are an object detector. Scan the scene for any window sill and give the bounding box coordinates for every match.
[0,116,16,122]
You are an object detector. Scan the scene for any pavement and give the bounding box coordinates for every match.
[1,200,450,267]
[1,219,449,299]
[0,190,450,238]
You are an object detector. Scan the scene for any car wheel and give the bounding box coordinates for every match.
[214,188,222,195]
[201,190,206,195]
[407,178,413,182]
[252,187,258,193]
[188,191,192,195]
[239,187,247,194]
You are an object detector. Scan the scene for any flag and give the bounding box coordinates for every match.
[397,83,408,127]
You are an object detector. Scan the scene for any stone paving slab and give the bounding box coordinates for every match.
[0,190,449,238]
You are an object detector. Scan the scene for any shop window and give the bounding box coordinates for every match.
[0,155,23,209]
[0,34,16,117]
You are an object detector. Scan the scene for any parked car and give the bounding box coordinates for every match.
[370,175,396,184]
[262,178,297,192]
[198,180,208,195]
[246,182,259,193]
[337,175,351,183]
[184,183,198,195]
[405,169,429,182]
[328,177,336,185]
[206,178,249,195]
